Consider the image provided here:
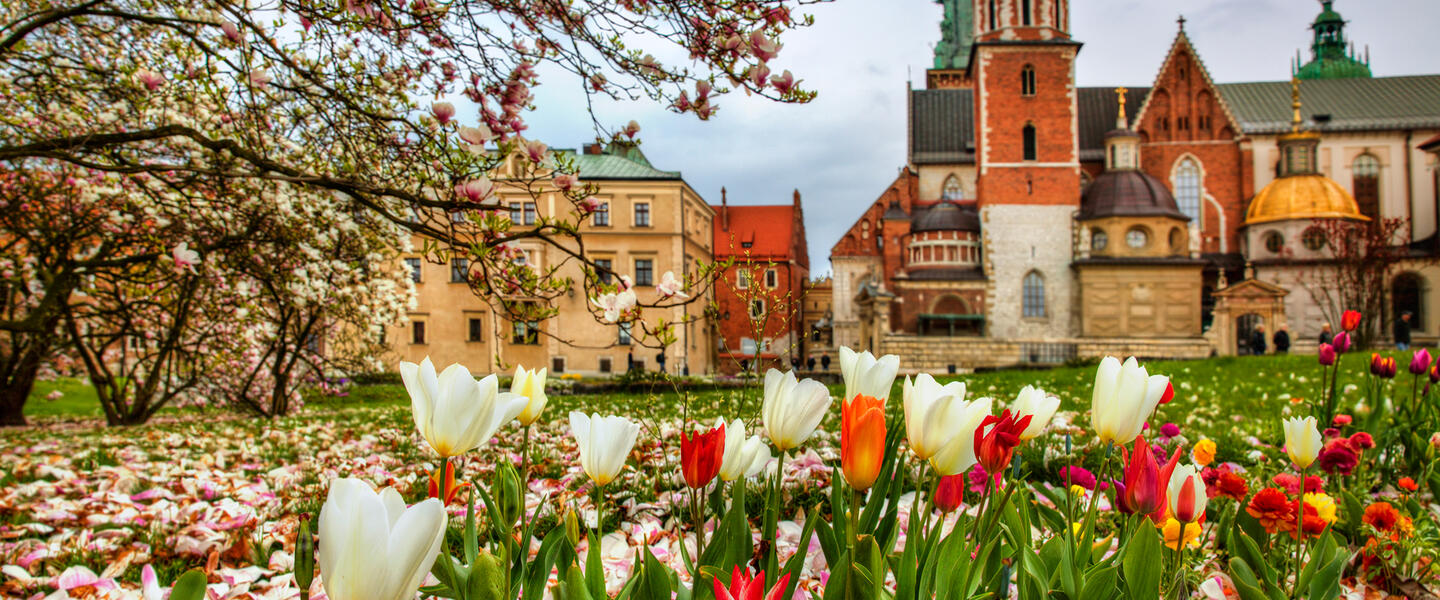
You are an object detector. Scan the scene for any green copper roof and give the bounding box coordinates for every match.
[562,143,681,180]
[1296,0,1371,80]
[1216,76,1440,134]
[932,0,974,69]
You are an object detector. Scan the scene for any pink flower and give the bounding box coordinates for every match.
[696,79,713,99]
[622,120,641,139]
[55,566,115,594]
[749,30,782,61]
[672,90,693,112]
[431,102,456,125]
[135,69,166,91]
[553,173,579,192]
[770,70,798,94]
[454,178,494,203]
[522,139,548,163]
[591,289,637,323]
[749,63,772,89]
[579,196,601,214]
[220,20,243,44]
[657,271,687,298]
[589,73,607,91]
[172,242,200,273]
[249,69,271,87]
[1411,349,1433,375]
[458,124,492,148]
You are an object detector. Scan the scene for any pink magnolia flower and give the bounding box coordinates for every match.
[749,31,782,61]
[172,242,200,273]
[749,63,772,89]
[458,124,492,149]
[579,196,601,214]
[553,173,579,192]
[657,271,687,298]
[770,70,798,94]
[672,90,693,112]
[618,274,633,292]
[249,69,271,87]
[696,79,713,99]
[54,566,116,596]
[591,289,637,323]
[589,73,608,91]
[622,120,641,139]
[522,139,548,164]
[721,34,743,53]
[454,178,494,203]
[135,69,166,91]
[220,20,243,44]
[431,102,456,125]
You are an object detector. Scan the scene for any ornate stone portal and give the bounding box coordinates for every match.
[1208,273,1290,356]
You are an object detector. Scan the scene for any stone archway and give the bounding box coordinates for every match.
[1236,313,1264,355]
[1208,277,1290,356]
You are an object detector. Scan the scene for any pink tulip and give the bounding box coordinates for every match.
[1411,349,1432,375]
[1331,331,1351,354]
[1317,343,1335,366]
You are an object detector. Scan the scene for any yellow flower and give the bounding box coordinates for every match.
[1304,492,1338,524]
[1069,484,1088,497]
[1192,439,1217,467]
[1161,517,1203,550]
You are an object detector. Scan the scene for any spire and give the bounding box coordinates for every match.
[1289,77,1303,133]
[1115,86,1129,129]
[1177,14,1186,32]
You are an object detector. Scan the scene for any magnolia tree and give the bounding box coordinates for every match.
[0,0,821,389]
[1296,217,1434,349]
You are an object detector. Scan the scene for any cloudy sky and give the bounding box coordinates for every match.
[520,0,1439,273]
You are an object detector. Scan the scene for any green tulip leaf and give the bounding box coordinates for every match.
[1121,519,1161,600]
[168,570,209,600]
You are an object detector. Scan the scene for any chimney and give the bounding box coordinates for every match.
[584,143,603,155]
[721,187,729,231]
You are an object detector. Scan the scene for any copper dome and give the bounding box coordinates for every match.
[1079,170,1187,221]
[911,201,980,233]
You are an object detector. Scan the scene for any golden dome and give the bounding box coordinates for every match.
[1244,174,1369,226]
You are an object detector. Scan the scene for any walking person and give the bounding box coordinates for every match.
[1318,322,1333,346]
[1250,323,1268,355]
[820,354,831,371]
[806,356,816,371]
[656,351,667,374]
[1273,324,1291,354]
[1395,312,1413,351]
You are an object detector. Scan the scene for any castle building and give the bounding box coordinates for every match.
[832,0,1440,370]
[711,189,810,374]
[389,142,715,376]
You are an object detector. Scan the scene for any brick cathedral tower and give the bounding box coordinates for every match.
[971,0,1084,338]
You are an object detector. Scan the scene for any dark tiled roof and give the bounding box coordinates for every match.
[1215,76,1440,134]
[904,267,987,281]
[909,86,1148,165]
[1079,170,1186,220]
[911,201,981,232]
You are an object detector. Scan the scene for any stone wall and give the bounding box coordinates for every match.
[879,334,1213,373]
[982,204,1080,339]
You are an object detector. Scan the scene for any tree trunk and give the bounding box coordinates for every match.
[0,341,50,427]
[0,385,28,426]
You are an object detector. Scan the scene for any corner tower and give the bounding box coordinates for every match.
[1294,1,1371,80]
[971,0,1083,339]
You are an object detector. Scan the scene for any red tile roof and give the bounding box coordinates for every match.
[711,204,797,259]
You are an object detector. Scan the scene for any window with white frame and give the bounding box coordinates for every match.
[1022,272,1045,318]
[1174,158,1203,225]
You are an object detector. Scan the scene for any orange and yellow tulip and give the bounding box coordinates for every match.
[841,394,887,491]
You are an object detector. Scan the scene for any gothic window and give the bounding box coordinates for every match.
[1173,158,1203,226]
[988,0,997,30]
[1022,124,1037,161]
[1022,271,1046,318]
[942,175,964,201]
[1021,65,1036,96]
[1021,0,1031,26]
[1353,153,1380,220]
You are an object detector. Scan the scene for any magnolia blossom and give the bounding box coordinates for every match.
[622,120,641,139]
[761,369,832,451]
[1283,416,1323,469]
[319,478,446,600]
[400,358,527,457]
[657,271,687,298]
[458,125,492,150]
[570,412,641,486]
[511,366,548,426]
[749,30,782,61]
[748,62,772,89]
[591,288,637,322]
[431,102,456,124]
[134,69,166,91]
[770,70,798,94]
[1009,385,1060,440]
[172,242,200,273]
[579,196,602,214]
[838,346,899,402]
[454,178,494,204]
[553,173,579,192]
[1090,356,1170,445]
[249,69,271,87]
[522,139,548,163]
[901,374,968,460]
[714,417,772,481]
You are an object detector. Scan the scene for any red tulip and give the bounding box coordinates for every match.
[1341,310,1361,332]
[1117,435,1181,524]
[1318,343,1335,366]
[974,409,1032,477]
[841,395,887,491]
[712,566,791,600]
[1158,381,1175,405]
[935,473,966,513]
[1369,354,1397,379]
[681,422,726,489]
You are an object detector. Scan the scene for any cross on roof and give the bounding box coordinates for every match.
[1177,14,1187,31]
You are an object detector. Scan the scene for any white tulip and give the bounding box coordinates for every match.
[400,357,528,457]
[511,366,548,426]
[714,418,773,481]
[901,374,970,460]
[761,369,833,451]
[927,396,993,476]
[1090,356,1169,445]
[1010,385,1061,440]
[1282,416,1323,469]
[838,346,900,402]
[1167,464,1208,522]
[570,412,641,486]
[318,478,446,600]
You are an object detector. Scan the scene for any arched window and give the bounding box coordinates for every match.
[1353,153,1380,220]
[942,175,964,201]
[1020,65,1036,96]
[1022,124,1037,161]
[1173,158,1202,226]
[1394,272,1425,330]
[1022,271,1046,318]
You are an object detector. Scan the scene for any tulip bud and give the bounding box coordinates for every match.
[563,506,581,546]
[494,463,524,529]
[1332,331,1351,354]
[467,549,506,600]
[1317,343,1335,366]
[934,473,965,513]
[1430,364,1439,384]
[1411,349,1432,375]
[294,518,314,594]
[1341,309,1361,332]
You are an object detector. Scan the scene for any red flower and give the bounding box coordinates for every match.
[1316,440,1359,476]
[712,567,791,600]
[1342,309,1361,332]
[1287,501,1328,540]
[681,422,726,489]
[1348,431,1375,450]
[1370,354,1397,379]
[935,473,966,513]
[428,461,471,506]
[974,409,1032,477]
[1272,473,1324,494]
[1399,477,1419,492]
[1363,502,1401,531]
[1118,435,1181,524]
[1159,381,1175,405]
[1247,488,1295,534]
[1203,466,1249,501]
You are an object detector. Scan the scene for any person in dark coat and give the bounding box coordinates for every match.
[820,354,831,371]
[1318,322,1333,346]
[656,351,667,373]
[1273,325,1291,354]
[1250,324,1267,355]
[1396,312,1413,350]
[806,356,817,371]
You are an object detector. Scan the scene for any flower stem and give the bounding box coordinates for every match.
[520,424,532,533]
[1291,465,1306,600]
